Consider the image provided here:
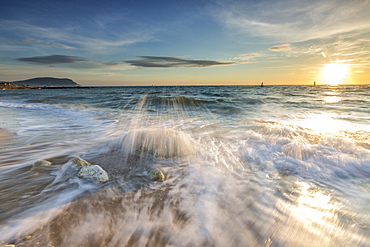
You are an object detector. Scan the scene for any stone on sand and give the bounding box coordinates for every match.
[147,168,165,182]
[31,160,52,171]
[78,165,109,183]
[33,160,52,167]
[72,157,92,167]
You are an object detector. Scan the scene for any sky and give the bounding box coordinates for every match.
[1,0,369,86]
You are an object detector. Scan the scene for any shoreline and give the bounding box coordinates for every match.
[1,86,95,90]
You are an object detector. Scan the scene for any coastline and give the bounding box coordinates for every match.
[1,85,95,90]
[1,80,94,90]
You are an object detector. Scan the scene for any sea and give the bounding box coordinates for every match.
[0,85,369,246]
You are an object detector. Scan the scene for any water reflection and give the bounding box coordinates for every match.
[296,112,343,133]
[291,182,339,235]
[275,181,354,245]
[323,96,341,104]
[323,88,341,104]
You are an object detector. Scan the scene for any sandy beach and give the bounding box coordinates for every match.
[0,128,12,146]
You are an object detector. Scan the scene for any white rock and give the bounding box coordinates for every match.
[78,165,109,183]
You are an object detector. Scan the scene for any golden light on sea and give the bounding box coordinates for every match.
[321,62,350,85]
[290,182,342,236]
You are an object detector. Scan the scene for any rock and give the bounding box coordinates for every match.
[147,168,165,182]
[72,157,91,167]
[78,165,109,183]
[31,160,52,171]
[33,160,52,167]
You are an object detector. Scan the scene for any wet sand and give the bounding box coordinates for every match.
[12,187,178,247]
[0,128,13,146]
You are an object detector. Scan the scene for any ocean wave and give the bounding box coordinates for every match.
[1,86,370,246]
[145,95,215,106]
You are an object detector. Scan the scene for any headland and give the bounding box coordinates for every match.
[1,77,94,90]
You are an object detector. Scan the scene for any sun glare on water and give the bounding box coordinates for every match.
[321,63,349,85]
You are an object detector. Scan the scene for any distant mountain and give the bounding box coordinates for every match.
[12,77,80,87]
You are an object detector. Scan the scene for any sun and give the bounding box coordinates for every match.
[321,62,349,85]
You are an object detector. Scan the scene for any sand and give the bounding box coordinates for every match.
[0,128,13,146]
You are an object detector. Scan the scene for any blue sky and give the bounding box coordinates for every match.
[1,0,369,85]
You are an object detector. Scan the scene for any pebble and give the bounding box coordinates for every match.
[147,168,165,182]
[72,157,92,167]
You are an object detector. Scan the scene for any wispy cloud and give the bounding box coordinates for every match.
[126,56,240,68]
[288,36,370,63]
[242,53,260,57]
[213,0,370,43]
[0,20,154,53]
[230,53,261,61]
[17,55,88,65]
[269,44,292,51]
[6,39,75,49]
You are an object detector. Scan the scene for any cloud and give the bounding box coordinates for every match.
[17,55,88,65]
[102,62,120,66]
[294,36,370,60]
[212,0,370,43]
[232,53,261,60]
[8,39,75,49]
[241,53,260,57]
[0,20,154,53]
[126,56,239,68]
[16,54,133,70]
[269,44,292,51]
